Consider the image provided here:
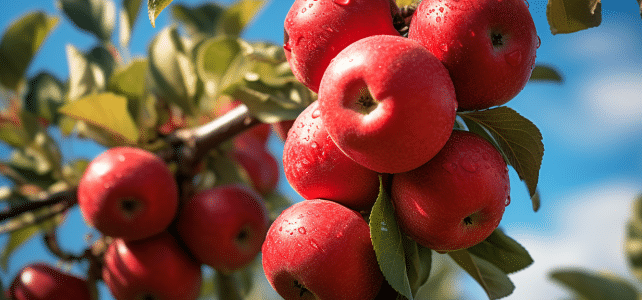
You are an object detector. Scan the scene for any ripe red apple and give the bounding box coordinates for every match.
[8,263,91,300]
[102,232,202,300]
[262,199,383,300]
[230,135,279,195]
[284,0,399,92]
[283,101,380,211]
[176,184,269,273]
[318,35,457,174]
[77,147,178,241]
[391,130,510,252]
[408,0,538,111]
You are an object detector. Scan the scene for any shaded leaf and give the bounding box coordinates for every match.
[6,149,57,189]
[449,250,515,299]
[59,0,116,41]
[171,3,225,36]
[459,107,544,201]
[531,188,541,212]
[24,72,65,124]
[547,0,601,34]
[467,228,533,274]
[58,93,139,144]
[626,195,642,282]
[403,235,432,296]
[1,223,40,271]
[120,0,143,47]
[550,269,639,300]
[108,58,148,100]
[0,11,58,91]
[148,0,174,28]
[530,64,563,83]
[220,0,265,36]
[638,0,642,21]
[66,44,106,101]
[87,45,117,80]
[230,84,312,124]
[370,176,414,300]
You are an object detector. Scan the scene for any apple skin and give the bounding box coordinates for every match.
[284,0,399,93]
[176,184,269,273]
[318,35,457,174]
[8,263,91,300]
[262,199,383,300]
[283,101,380,211]
[408,0,538,111]
[391,130,510,252]
[102,232,202,300]
[230,135,280,195]
[77,147,178,241]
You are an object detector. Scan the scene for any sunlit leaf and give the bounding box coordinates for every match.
[58,93,139,144]
[370,176,414,299]
[120,0,143,47]
[530,64,563,83]
[467,228,533,274]
[550,269,639,300]
[24,72,65,124]
[59,0,116,41]
[148,0,173,27]
[0,11,58,91]
[547,0,601,34]
[459,107,544,202]
[6,149,57,189]
[449,250,515,299]
[171,3,225,36]
[108,58,148,100]
[196,36,245,98]
[220,0,265,36]
[66,44,106,101]
[396,0,416,6]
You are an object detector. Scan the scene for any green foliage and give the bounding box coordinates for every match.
[626,195,642,282]
[120,0,144,47]
[219,0,265,36]
[59,0,116,41]
[467,228,533,274]
[547,0,602,34]
[24,72,65,125]
[65,44,107,101]
[530,64,563,83]
[171,3,226,36]
[148,0,174,27]
[0,11,58,91]
[638,0,642,20]
[550,269,639,300]
[448,250,515,300]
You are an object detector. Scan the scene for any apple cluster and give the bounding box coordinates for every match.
[263,0,537,298]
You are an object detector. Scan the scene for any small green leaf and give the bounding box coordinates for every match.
[196,36,245,97]
[626,195,642,282]
[396,0,415,6]
[230,84,311,124]
[530,64,563,83]
[1,222,40,271]
[58,92,139,144]
[449,250,515,299]
[547,0,601,34]
[6,149,57,189]
[148,0,174,28]
[120,0,143,47]
[0,11,59,91]
[59,0,116,41]
[467,228,534,274]
[550,269,639,300]
[171,3,225,36]
[530,188,541,212]
[87,45,117,80]
[24,72,65,124]
[66,44,106,101]
[220,0,265,36]
[370,176,414,300]
[459,107,544,202]
[108,58,148,100]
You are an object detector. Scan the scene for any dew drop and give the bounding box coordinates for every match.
[505,196,511,206]
[311,109,321,118]
[436,16,442,23]
[298,227,307,234]
[439,43,448,52]
[439,7,445,12]
[536,36,541,49]
[505,50,522,67]
[311,142,319,149]
[524,0,529,8]
[461,159,477,172]
[118,155,126,162]
[442,162,457,174]
[301,7,306,13]
[310,240,320,250]
[279,226,283,231]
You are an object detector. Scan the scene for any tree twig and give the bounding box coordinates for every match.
[0,188,77,223]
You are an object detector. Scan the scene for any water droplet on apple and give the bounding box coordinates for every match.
[439,43,448,52]
[505,50,522,67]
[439,7,445,12]
[436,16,442,23]
[311,142,319,149]
[298,227,307,234]
[310,240,320,250]
[470,30,476,37]
[505,196,511,206]
[442,162,457,174]
[333,0,350,6]
[279,226,282,231]
[118,155,125,162]
[301,7,306,13]
[309,3,314,8]
[524,0,529,8]
[536,36,541,49]
[311,109,321,118]
[461,159,477,172]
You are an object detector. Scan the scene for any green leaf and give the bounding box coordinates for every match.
[530,188,541,212]
[546,0,601,34]
[6,149,58,189]
[529,64,563,83]
[1,223,40,271]
[467,228,533,274]
[59,0,116,41]
[196,36,245,97]
[449,250,515,299]
[626,195,642,282]
[108,58,148,100]
[369,176,414,300]
[171,3,225,36]
[24,72,65,124]
[87,46,117,80]
[550,269,639,300]
[459,107,544,202]
[404,236,432,296]
[396,0,416,6]
[58,92,139,144]
[148,0,174,28]
[220,0,265,36]
[65,44,106,101]
[120,0,143,47]
[0,11,58,91]
[230,84,312,124]
[638,0,642,20]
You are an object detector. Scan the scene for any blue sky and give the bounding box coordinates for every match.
[1,0,641,299]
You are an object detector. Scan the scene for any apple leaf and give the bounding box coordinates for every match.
[60,0,116,41]
[66,44,107,101]
[370,176,414,300]
[530,188,541,212]
[467,228,533,274]
[171,3,225,36]
[459,107,544,202]
[0,11,58,91]
[25,72,65,124]
[638,0,642,20]
[220,0,265,36]
[196,36,246,98]
[449,250,515,300]
[529,64,563,83]
[108,59,148,100]
[58,93,139,144]
[1,222,40,271]
[626,194,642,282]
[550,269,639,300]
[404,236,433,296]
[546,0,601,34]
[148,0,174,28]
[120,0,143,47]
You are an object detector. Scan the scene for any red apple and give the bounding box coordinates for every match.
[318,35,457,174]
[8,263,91,300]
[284,0,399,92]
[283,101,380,211]
[391,130,510,252]
[102,232,202,300]
[230,135,280,195]
[262,199,383,300]
[77,147,178,241]
[176,184,269,273]
[408,0,538,111]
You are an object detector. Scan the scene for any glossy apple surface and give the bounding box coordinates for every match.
[283,101,380,211]
[231,135,280,195]
[8,263,91,300]
[284,0,399,92]
[262,199,383,300]
[391,130,510,252]
[77,147,178,241]
[176,184,269,273]
[318,35,457,174]
[408,0,538,110]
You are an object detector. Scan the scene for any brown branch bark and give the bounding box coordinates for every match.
[0,188,77,223]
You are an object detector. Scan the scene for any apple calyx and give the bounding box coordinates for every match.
[118,197,143,219]
[354,87,378,115]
